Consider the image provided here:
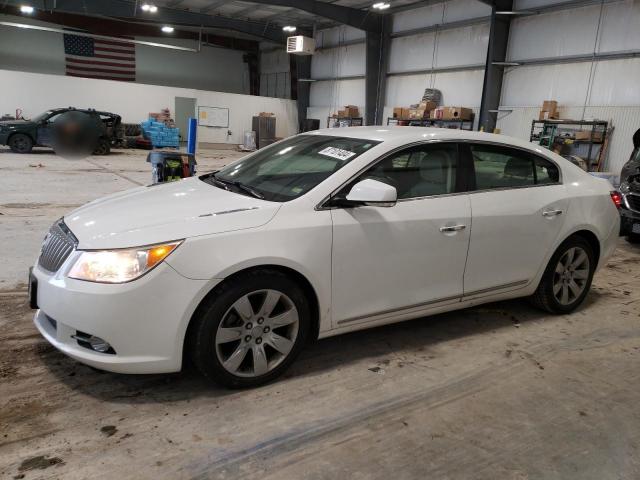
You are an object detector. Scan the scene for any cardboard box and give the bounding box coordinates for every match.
[337,110,348,118]
[542,100,557,111]
[409,108,428,120]
[573,130,603,142]
[418,101,437,112]
[344,105,359,117]
[393,107,411,119]
[538,110,559,121]
[433,107,473,121]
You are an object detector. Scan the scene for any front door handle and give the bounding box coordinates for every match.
[440,224,466,233]
[542,209,563,217]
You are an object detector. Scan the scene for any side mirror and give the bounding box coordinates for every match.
[345,179,397,207]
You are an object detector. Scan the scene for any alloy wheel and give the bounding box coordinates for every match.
[552,246,590,306]
[215,289,299,377]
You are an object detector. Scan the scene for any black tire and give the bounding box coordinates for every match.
[188,269,310,388]
[8,133,33,154]
[123,123,141,137]
[530,235,596,314]
[93,138,111,156]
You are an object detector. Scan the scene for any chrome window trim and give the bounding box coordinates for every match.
[315,138,563,211]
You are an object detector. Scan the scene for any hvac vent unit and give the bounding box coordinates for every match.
[286,36,315,55]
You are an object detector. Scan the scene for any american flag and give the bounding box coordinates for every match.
[63,33,136,82]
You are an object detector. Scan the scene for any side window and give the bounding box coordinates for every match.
[534,156,560,184]
[470,144,559,189]
[356,143,459,199]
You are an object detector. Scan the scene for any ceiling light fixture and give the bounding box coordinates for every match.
[20,5,35,14]
[282,25,297,32]
[141,4,158,12]
[372,2,390,10]
[161,25,174,33]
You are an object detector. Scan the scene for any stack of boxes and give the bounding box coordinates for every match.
[392,102,472,121]
[334,105,360,118]
[141,107,180,148]
[539,100,559,120]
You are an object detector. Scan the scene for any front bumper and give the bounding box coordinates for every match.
[32,261,215,374]
[620,194,640,235]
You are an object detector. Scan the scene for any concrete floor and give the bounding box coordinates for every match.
[1,147,639,480]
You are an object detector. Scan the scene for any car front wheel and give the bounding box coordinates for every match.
[188,270,310,388]
[9,133,33,153]
[530,236,596,314]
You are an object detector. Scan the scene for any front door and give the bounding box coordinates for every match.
[462,143,568,296]
[330,142,471,327]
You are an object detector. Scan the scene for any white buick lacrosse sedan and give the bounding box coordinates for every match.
[30,127,620,387]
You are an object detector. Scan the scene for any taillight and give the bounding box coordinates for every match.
[610,191,622,208]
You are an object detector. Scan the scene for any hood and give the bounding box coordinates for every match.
[64,177,281,249]
[0,119,35,128]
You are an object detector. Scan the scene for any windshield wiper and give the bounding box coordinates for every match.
[212,174,264,199]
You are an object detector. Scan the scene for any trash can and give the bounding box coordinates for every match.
[147,151,197,184]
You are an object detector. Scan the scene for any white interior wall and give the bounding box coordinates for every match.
[499,0,640,173]
[308,1,491,125]
[0,69,298,144]
[392,0,491,32]
[0,14,250,94]
[308,26,367,122]
[384,1,490,119]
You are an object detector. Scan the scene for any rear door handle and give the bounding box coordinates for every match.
[542,209,563,217]
[440,224,466,232]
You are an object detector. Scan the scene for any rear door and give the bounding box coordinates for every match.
[462,143,568,296]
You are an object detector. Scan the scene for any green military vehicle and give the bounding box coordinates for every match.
[0,107,124,155]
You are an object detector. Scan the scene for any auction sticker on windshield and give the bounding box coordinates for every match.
[318,147,357,161]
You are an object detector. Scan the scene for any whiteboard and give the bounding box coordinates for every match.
[198,106,229,128]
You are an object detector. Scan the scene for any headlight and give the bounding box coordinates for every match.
[68,241,182,283]
[619,182,630,194]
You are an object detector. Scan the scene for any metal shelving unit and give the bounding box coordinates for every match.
[387,116,474,131]
[327,117,364,128]
[530,119,609,171]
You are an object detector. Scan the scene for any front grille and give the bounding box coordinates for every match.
[38,220,77,273]
[625,193,640,213]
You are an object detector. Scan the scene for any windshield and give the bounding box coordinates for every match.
[204,135,380,202]
[31,111,55,123]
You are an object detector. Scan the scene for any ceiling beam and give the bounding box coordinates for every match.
[7,0,287,42]
[242,0,383,31]
[0,5,260,51]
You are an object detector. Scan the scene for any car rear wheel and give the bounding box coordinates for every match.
[9,133,33,153]
[188,270,310,388]
[93,138,111,156]
[530,236,595,314]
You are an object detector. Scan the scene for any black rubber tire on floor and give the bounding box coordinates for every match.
[93,138,111,156]
[188,269,310,388]
[530,235,596,314]
[8,133,33,154]
[123,123,141,137]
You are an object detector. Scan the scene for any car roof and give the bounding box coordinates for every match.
[305,126,541,153]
